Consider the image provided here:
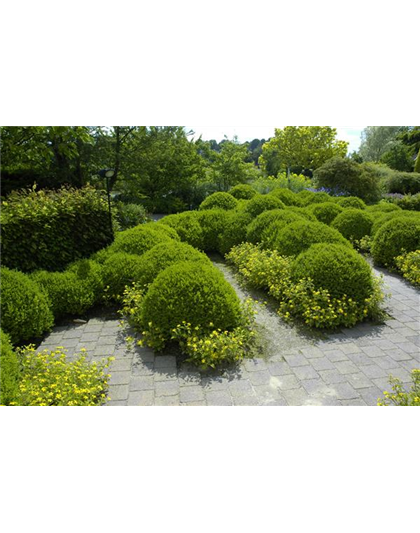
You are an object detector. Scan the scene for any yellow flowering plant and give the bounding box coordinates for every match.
[395,250,420,287]
[378,370,420,406]
[10,346,113,406]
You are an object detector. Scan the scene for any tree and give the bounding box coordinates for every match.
[358,127,404,162]
[399,126,420,172]
[259,126,348,175]
[207,138,255,191]
[380,143,414,171]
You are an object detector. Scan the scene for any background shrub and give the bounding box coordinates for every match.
[285,206,317,221]
[102,252,146,301]
[367,202,401,214]
[301,192,334,206]
[67,259,104,303]
[0,267,54,344]
[141,262,242,342]
[199,192,238,211]
[159,212,204,249]
[309,202,343,225]
[386,172,420,195]
[371,218,420,268]
[246,209,303,244]
[229,184,257,200]
[109,224,177,255]
[332,209,374,242]
[114,202,150,230]
[196,209,230,252]
[0,186,113,272]
[269,188,302,206]
[337,196,367,210]
[292,243,374,303]
[218,210,253,255]
[272,220,351,257]
[134,241,211,287]
[388,193,420,211]
[0,330,20,405]
[244,194,285,217]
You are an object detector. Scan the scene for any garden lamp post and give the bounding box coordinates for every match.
[98,168,115,236]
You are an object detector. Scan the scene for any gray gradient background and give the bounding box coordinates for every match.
[127,407,420,533]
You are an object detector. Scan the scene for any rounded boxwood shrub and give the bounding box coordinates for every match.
[218,210,253,255]
[371,218,420,268]
[285,206,316,222]
[31,269,100,319]
[132,222,180,241]
[302,192,335,206]
[67,259,104,302]
[337,196,367,210]
[229,184,257,200]
[269,188,302,206]
[297,190,316,202]
[309,202,343,225]
[0,329,20,406]
[272,220,351,257]
[135,241,211,286]
[196,209,230,251]
[367,202,401,214]
[159,212,204,249]
[246,209,303,244]
[371,211,420,236]
[260,213,308,249]
[141,261,242,335]
[199,192,238,211]
[244,194,285,218]
[1,267,54,344]
[102,252,146,301]
[109,224,176,256]
[292,243,374,303]
[332,209,374,242]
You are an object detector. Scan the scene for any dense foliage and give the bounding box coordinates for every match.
[229,184,257,199]
[371,218,420,268]
[244,194,285,217]
[246,209,303,244]
[395,250,420,286]
[0,330,20,406]
[331,209,374,243]
[108,223,179,255]
[378,370,420,406]
[199,191,238,211]
[159,212,204,249]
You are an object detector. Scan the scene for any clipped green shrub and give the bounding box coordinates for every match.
[371,211,420,236]
[272,220,351,257]
[309,202,343,225]
[114,202,150,230]
[0,330,20,406]
[229,184,257,200]
[199,192,238,211]
[67,259,104,302]
[332,209,374,242]
[247,210,304,245]
[292,243,374,303]
[1,186,113,272]
[218,210,253,255]
[31,270,98,319]
[302,192,335,205]
[244,194,285,217]
[367,202,402,214]
[371,218,420,268]
[196,209,230,251]
[140,262,242,345]
[159,212,204,249]
[297,190,316,202]
[285,206,317,222]
[387,172,420,195]
[109,223,177,256]
[390,193,420,212]
[269,188,302,206]
[102,252,146,301]
[337,196,367,210]
[134,241,211,287]
[0,267,54,344]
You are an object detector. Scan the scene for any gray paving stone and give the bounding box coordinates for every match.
[267,361,293,376]
[385,349,415,362]
[334,360,360,375]
[292,365,319,381]
[301,378,332,397]
[155,395,180,406]
[109,371,131,386]
[284,354,309,367]
[397,342,419,354]
[307,357,335,371]
[270,374,300,391]
[105,400,127,406]
[249,370,271,386]
[80,333,101,342]
[228,379,254,397]
[374,356,401,370]
[205,391,233,406]
[300,346,324,359]
[178,371,202,387]
[346,373,373,390]
[181,401,207,406]
[371,339,397,350]
[127,390,154,406]
[130,375,155,391]
[233,396,260,406]
[154,356,177,369]
[63,329,84,339]
[108,358,132,372]
[339,343,362,355]
[359,387,383,405]
[96,336,117,345]
[263,397,289,406]
[377,366,412,382]
[154,370,178,382]
[155,380,180,397]
[334,382,360,400]
[340,398,367,406]
[319,369,348,384]
[243,358,268,372]
[179,387,205,403]
[131,362,155,376]
[400,359,420,372]
[324,350,348,363]
[108,385,129,401]
[361,346,386,358]
[360,364,389,379]
[83,325,103,333]
[282,388,310,406]
[201,376,229,391]
[93,345,115,356]
[346,352,374,366]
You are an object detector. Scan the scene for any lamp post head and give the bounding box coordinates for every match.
[98,168,115,179]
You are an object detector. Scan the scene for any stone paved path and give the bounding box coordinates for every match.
[37,263,419,406]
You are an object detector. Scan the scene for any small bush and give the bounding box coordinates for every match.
[269,188,302,206]
[1,186,113,272]
[134,241,211,287]
[260,213,307,249]
[378,370,420,406]
[102,253,146,302]
[229,184,257,200]
[0,267,54,344]
[199,192,238,211]
[10,347,112,406]
[291,243,374,303]
[301,192,335,206]
[390,193,420,211]
[272,220,351,257]
[246,209,303,244]
[218,210,253,255]
[114,202,150,230]
[367,202,401,214]
[67,259,104,302]
[309,202,343,225]
[0,330,20,406]
[196,209,230,252]
[109,223,177,256]
[337,196,367,210]
[396,250,420,286]
[159,212,204,249]
[130,262,242,350]
[244,194,285,217]
[332,209,374,243]
[371,218,420,268]
[387,172,420,195]
[285,206,317,222]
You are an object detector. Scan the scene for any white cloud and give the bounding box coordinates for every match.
[188,126,366,153]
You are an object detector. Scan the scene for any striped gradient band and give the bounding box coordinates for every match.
[0,405,126,533]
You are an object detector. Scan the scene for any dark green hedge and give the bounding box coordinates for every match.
[1,186,113,272]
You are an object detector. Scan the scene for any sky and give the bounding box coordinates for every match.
[187,127,365,154]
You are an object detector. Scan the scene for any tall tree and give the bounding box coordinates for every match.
[358,126,404,162]
[259,126,348,175]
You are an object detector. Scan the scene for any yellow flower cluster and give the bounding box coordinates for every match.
[9,346,113,406]
[395,250,420,287]
[377,369,420,406]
